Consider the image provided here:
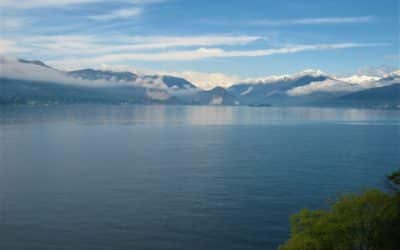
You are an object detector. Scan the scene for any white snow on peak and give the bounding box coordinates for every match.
[241,69,328,85]
[209,96,223,105]
[240,86,253,95]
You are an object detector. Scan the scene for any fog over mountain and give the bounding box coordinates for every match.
[0,56,399,108]
[0,56,193,90]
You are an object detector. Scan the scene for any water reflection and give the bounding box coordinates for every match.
[1,104,399,250]
[0,105,399,126]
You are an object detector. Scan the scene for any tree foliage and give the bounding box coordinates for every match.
[279,171,400,250]
[387,170,400,192]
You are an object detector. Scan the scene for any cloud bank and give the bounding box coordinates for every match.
[1,55,399,94]
[0,56,168,88]
[287,71,400,96]
[2,35,262,57]
[45,43,387,69]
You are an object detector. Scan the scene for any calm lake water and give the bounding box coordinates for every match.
[1,105,399,250]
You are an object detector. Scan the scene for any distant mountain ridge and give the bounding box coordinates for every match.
[1,57,399,108]
[180,86,239,105]
[334,83,400,108]
[17,59,52,68]
[68,69,139,82]
[162,76,197,90]
[228,73,331,105]
[67,69,196,90]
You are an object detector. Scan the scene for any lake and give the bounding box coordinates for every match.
[1,105,399,250]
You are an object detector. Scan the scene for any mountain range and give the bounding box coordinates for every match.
[1,57,399,108]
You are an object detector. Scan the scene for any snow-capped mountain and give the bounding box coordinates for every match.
[1,56,197,91]
[227,69,399,106]
[0,57,194,105]
[68,69,139,82]
[228,69,331,105]
[181,86,239,105]
[67,68,197,90]
[1,57,399,108]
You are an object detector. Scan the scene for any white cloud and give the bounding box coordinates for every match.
[146,88,170,100]
[164,71,241,90]
[0,55,204,91]
[45,42,388,68]
[209,96,223,105]
[0,17,29,31]
[240,86,253,95]
[206,16,375,26]
[0,0,164,8]
[287,70,399,96]
[2,35,262,56]
[0,56,105,86]
[0,56,241,90]
[287,79,362,96]
[252,16,374,25]
[24,35,97,51]
[0,0,166,10]
[0,39,27,53]
[337,75,380,84]
[242,69,326,84]
[2,55,398,92]
[94,64,241,90]
[119,35,263,50]
[356,65,398,77]
[0,0,102,8]
[88,8,142,21]
[2,34,387,68]
[0,55,165,88]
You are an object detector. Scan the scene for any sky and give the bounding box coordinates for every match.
[0,0,399,88]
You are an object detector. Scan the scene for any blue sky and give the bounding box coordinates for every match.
[0,0,398,87]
